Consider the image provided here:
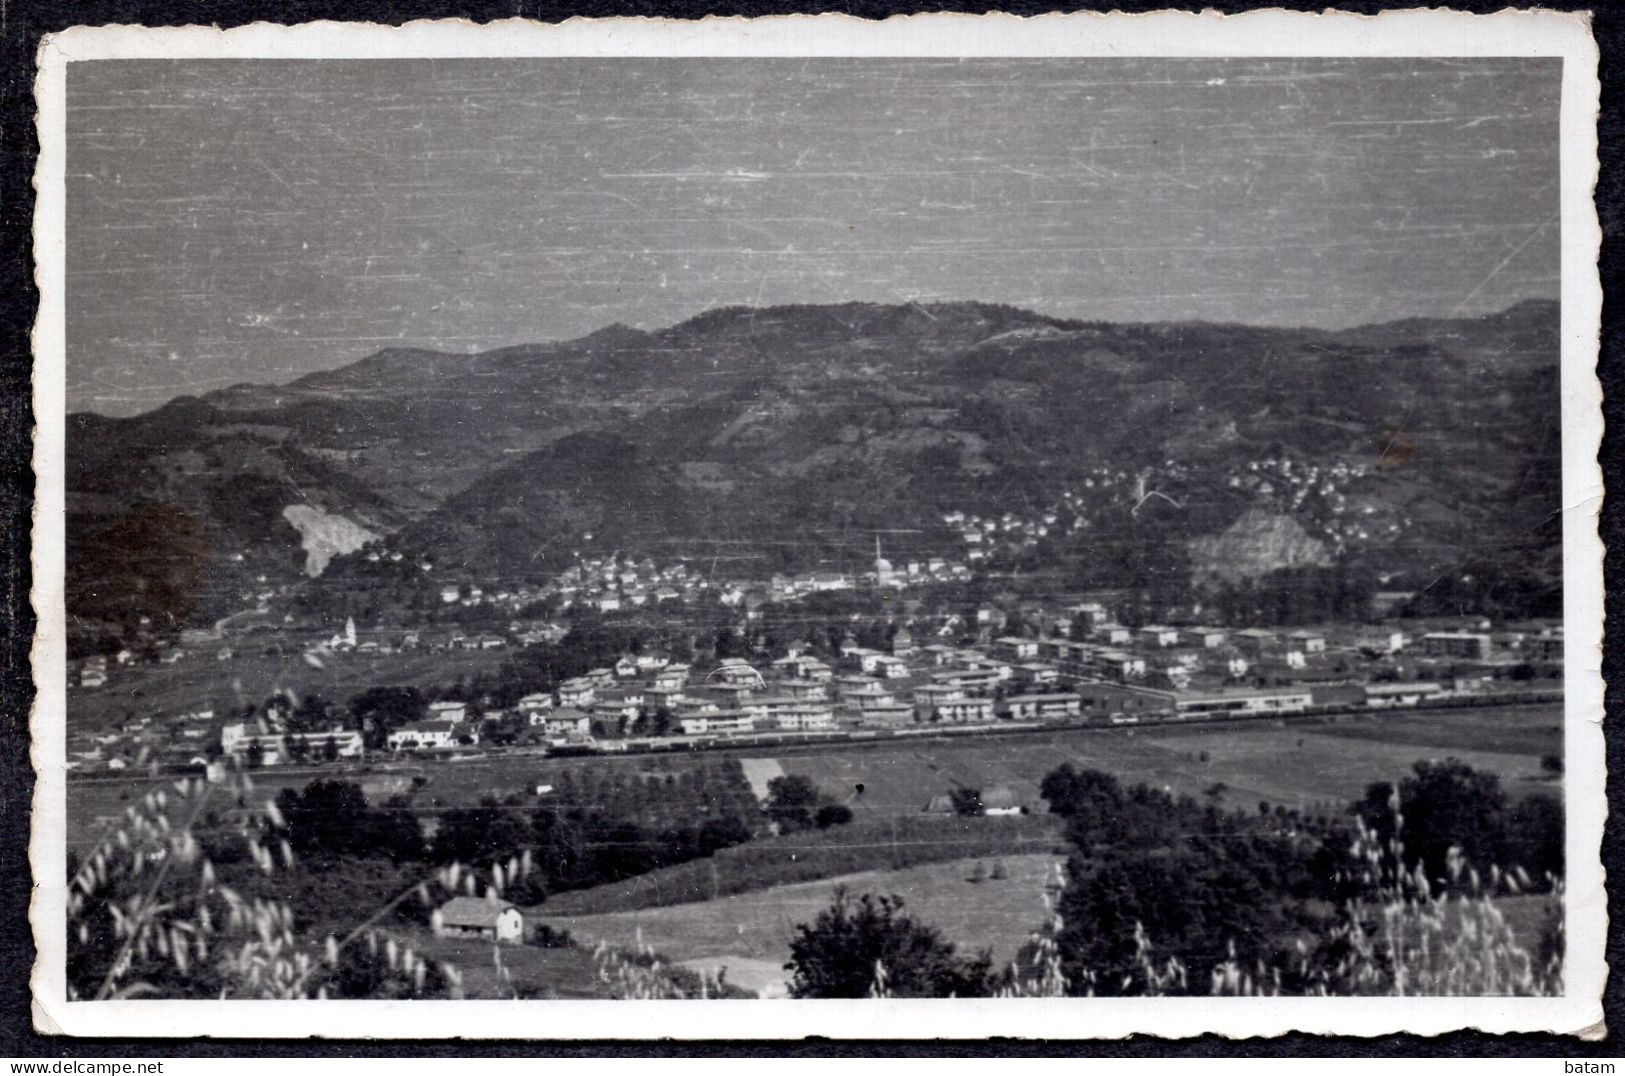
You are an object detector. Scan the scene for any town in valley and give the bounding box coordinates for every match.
[59,53,1572,1004]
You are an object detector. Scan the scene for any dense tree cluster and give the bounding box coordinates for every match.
[1039,765,1337,994]
[263,762,765,911]
[1031,760,1566,996]
[66,502,212,650]
[1354,759,1564,889]
[1204,565,1377,628]
[273,779,425,862]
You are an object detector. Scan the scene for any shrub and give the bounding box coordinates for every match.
[530,923,575,949]
[786,888,993,998]
[815,804,854,829]
[949,788,984,817]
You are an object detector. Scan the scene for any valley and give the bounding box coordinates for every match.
[63,299,1562,656]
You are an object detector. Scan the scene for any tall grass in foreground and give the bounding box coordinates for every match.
[590,936,746,999]
[67,764,736,1000]
[69,769,1562,1000]
[69,766,492,1000]
[984,807,1563,999]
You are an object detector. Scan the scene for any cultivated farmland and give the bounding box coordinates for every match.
[768,705,1560,818]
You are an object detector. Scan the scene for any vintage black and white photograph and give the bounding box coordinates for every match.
[30,12,1604,1038]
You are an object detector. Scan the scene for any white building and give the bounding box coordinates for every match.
[386,719,459,751]
[538,709,592,736]
[557,678,597,707]
[517,693,555,714]
[679,713,757,736]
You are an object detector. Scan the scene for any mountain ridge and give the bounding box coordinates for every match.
[69,297,1559,423]
[65,297,1562,646]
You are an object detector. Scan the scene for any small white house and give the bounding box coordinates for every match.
[539,709,592,736]
[558,678,596,707]
[1136,626,1180,648]
[435,896,524,943]
[517,692,555,715]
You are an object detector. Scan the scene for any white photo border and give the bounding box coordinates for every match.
[30,9,1606,1040]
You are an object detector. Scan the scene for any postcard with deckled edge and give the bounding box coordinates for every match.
[31,10,1605,1039]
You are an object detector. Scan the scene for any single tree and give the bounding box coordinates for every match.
[785,889,992,998]
[948,787,984,817]
[766,775,822,832]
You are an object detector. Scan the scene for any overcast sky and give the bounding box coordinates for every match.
[65,57,1560,415]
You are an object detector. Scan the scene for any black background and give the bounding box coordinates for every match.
[0,0,1618,1057]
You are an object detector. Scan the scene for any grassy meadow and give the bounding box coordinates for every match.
[769,704,1560,818]
[538,852,1065,998]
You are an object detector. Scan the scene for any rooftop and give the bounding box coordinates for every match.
[438,896,517,928]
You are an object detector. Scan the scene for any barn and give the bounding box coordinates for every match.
[435,897,525,943]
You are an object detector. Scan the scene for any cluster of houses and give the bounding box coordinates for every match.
[942,464,1208,561]
[941,454,1417,569]
[357,610,1564,754]
[420,553,714,616]
[311,616,531,660]
[1229,457,1413,556]
[545,554,713,613]
[73,639,199,689]
[70,577,1565,770]
[66,706,221,773]
[765,550,973,602]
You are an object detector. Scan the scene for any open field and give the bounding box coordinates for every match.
[66,768,332,853]
[1307,706,1562,758]
[538,852,1064,998]
[770,704,1561,818]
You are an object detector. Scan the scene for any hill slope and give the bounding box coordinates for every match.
[65,299,1562,645]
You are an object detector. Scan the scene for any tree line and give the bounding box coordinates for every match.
[781,758,1565,998]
